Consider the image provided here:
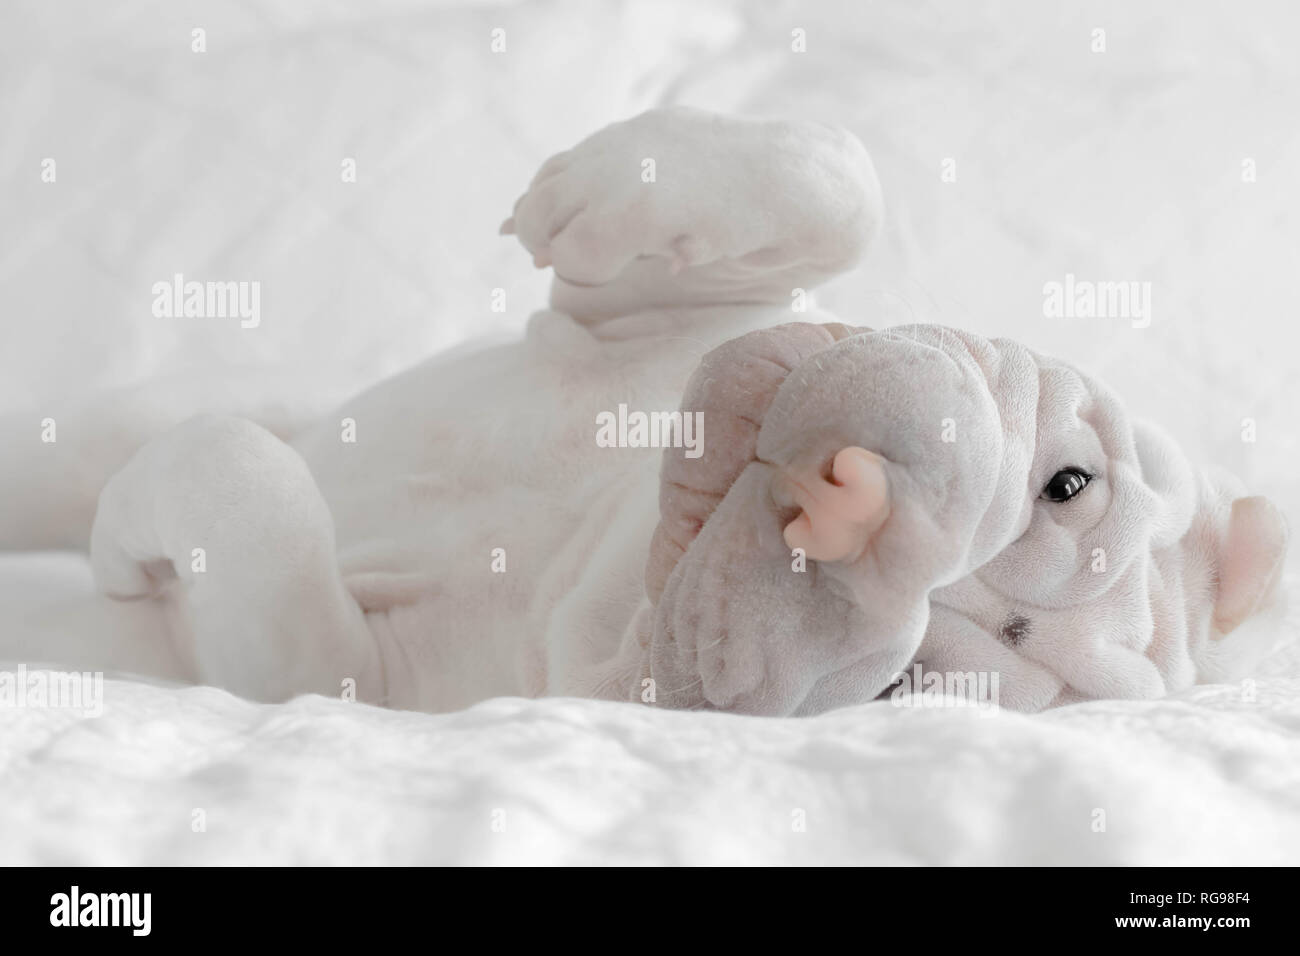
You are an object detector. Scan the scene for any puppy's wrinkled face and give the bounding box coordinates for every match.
[642,323,1287,715]
[925,351,1287,709]
[921,354,1185,707]
[971,355,1166,610]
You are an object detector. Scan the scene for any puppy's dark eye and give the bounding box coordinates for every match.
[1041,468,1091,502]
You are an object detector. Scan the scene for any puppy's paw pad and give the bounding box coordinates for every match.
[89,534,167,599]
[88,469,171,600]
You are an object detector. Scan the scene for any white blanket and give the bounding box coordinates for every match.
[2,0,1298,864]
[3,579,1298,865]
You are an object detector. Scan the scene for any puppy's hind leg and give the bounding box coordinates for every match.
[89,415,383,703]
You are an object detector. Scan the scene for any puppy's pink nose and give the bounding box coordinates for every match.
[778,446,890,563]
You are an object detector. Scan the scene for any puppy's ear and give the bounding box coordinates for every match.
[1214,496,1288,636]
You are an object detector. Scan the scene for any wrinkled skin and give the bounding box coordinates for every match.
[640,322,1288,715]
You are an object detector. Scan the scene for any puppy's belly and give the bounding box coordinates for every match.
[294,304,808,710]
[308,444,660,711]
[361,467,660,711]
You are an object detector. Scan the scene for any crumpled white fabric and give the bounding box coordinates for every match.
[3,599,1298,865]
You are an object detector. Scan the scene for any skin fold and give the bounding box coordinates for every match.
[0,108,1287,716]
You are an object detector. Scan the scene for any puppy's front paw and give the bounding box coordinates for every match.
[503,107,788,286]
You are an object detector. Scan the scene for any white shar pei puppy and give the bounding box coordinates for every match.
[1,109,1287,715]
